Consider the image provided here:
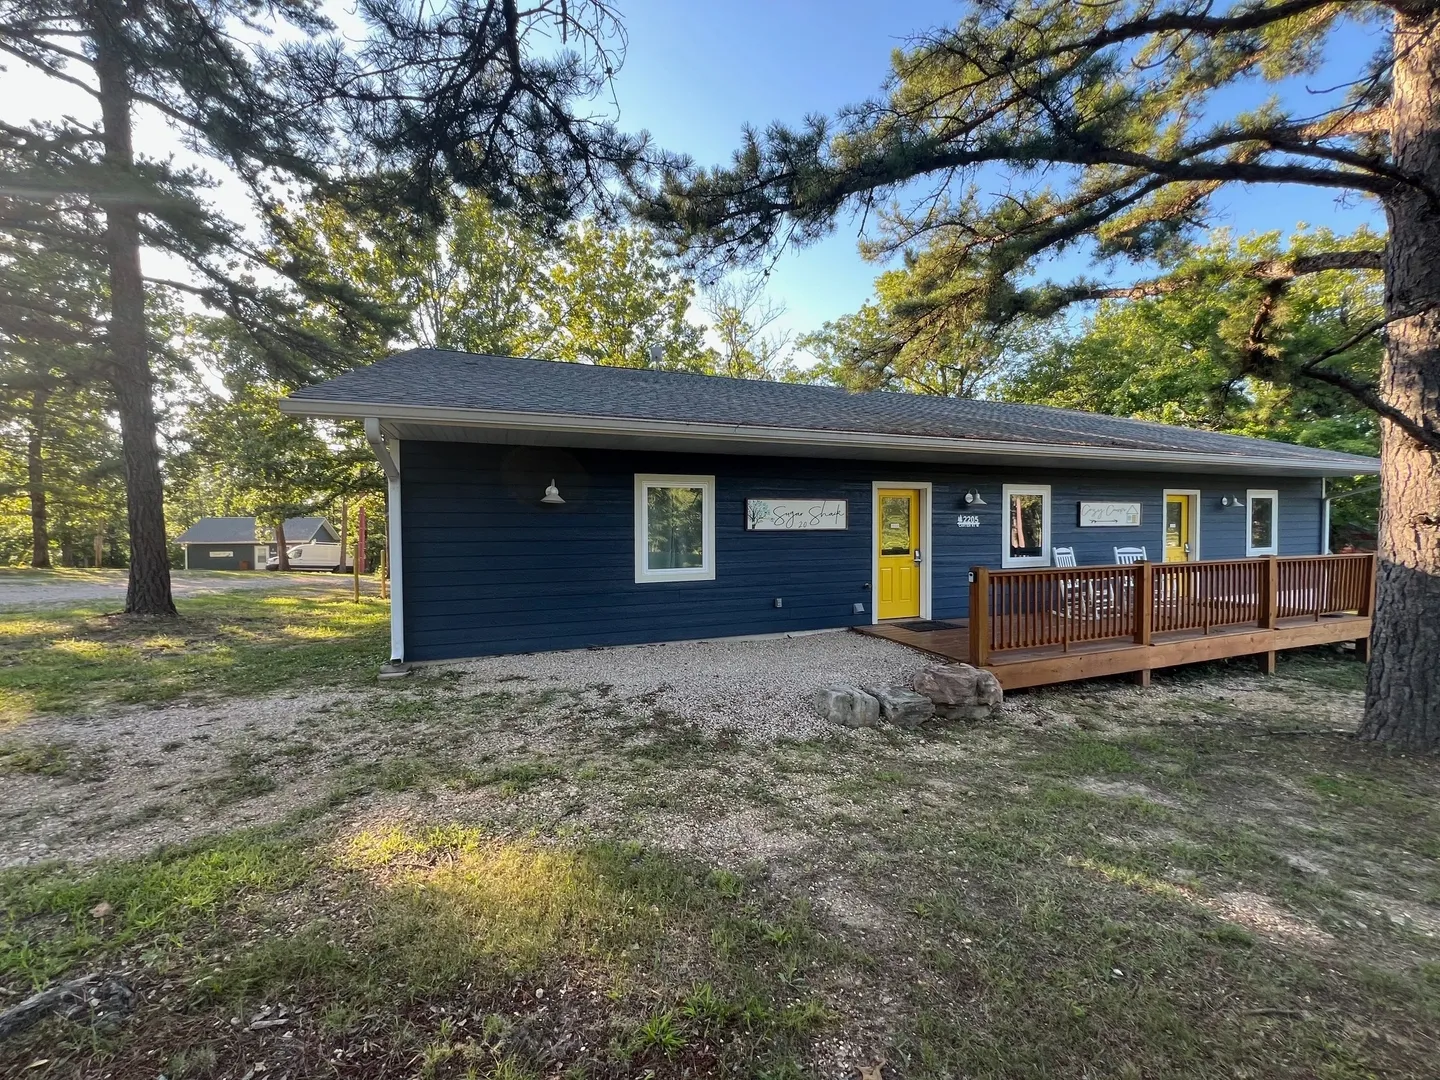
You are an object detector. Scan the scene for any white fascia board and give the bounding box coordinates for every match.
[281,398,1381,477]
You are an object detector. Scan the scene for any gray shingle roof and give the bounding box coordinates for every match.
[287,349,1380,473]
[173,517,258,544]
[174,516,331,544]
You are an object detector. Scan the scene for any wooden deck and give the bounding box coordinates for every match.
[856,553,1375,690]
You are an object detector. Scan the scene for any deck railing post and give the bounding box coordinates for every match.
[1135,562,1153,646]
[1359,553,1378,617]
[1263,555,1279,629]
[969,566,990,668]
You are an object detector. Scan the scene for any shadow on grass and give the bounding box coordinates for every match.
[0,821,834,1079]
[0,591,389,722]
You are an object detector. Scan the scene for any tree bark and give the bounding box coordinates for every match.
[275,519,290,570]
[92,0,176,615]
[1360,7,1440,751]
[27,387,50,568]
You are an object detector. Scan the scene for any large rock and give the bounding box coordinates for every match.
[866,684,935,729]
[813,684,881,728]
[910,663,1003,721]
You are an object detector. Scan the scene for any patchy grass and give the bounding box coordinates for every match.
[3,647,1438,1078]
[1,823,836,1079]
[0,739,107,781]
[0,589,388,722]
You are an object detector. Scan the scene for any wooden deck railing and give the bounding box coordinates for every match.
[969,552,1376,667]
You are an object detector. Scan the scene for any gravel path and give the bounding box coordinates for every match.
[0,631,932,866]
[449,630,933,740]
[0,570,353,609]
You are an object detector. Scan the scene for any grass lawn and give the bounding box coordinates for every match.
[1,600,1437,1079]
[0,589,389,724]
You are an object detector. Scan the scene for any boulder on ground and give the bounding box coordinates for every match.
[866,684,935,729]
[910,663,1003,721]
[813,684,881,728]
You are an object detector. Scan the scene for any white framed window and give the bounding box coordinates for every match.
[1002,484,1051,568]
[634,474,716,583]
[1246,489,1279,556]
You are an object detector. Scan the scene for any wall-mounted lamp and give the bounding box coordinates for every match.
[963,488,987,506]
[1219,495,1243,508]
[540,479,565,505]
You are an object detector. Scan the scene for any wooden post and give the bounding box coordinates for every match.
[1355,551,1376,662]
[969,567,990,668]
[1359,552,1378,617]
[1259,650,1278,674]
[357,506,368,576]
[1134,561,1153,647]
[1262,555,1279,629]
[352,539,360,602]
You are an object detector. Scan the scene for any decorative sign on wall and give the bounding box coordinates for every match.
[745,499,848,531]
[1078,501,1143,527]
[955,514,981,528]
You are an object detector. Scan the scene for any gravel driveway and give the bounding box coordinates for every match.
[0,569,353,609]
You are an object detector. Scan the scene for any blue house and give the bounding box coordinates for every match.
[283,350,1379,682]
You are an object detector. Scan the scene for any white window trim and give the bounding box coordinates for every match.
[1246,489,1279,556]
[634,474,716,583]
[1002,483,1052,568]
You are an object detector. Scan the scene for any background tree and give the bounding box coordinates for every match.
[800,264,1036,396]
[2,0,639,614]
[643,0,1440,750]
[539,222,710,370]
[282,195,553,358]
[702,275,795,380]
[171,381,367,570]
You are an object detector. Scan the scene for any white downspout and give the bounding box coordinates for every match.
[365,418,407,672]
[1321,478,1331,554]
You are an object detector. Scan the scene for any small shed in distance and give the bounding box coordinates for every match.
[174,516,341,570]
[173,518,266,570]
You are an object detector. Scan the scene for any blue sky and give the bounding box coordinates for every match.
[608,0,1387,344]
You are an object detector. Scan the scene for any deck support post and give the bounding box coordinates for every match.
[1355,637,1372,662]
[1259,650,1277,674]
[1132,669,1152,687]
[969,567,990,668]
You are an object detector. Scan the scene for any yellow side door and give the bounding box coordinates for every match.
[1164,495,1191,563]
[877,489,921,619]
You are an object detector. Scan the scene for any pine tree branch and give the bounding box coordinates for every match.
[1294,304,1440,452]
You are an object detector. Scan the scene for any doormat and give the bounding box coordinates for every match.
[893,619,955,632]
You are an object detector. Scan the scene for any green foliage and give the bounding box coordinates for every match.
[643,0,1406,469]
[538,220,710,371]
[166,375,380,550]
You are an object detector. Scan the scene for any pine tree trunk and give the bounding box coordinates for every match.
[27,387,50,569]
[1360,8,1440,751]
[93,3,176,616]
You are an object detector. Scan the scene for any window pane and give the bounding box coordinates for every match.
[647,486,705,570]
[1009,493,1045,558]
[880,495,912,555]
[1251,496,1275,550]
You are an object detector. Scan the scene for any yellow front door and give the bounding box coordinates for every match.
[877,489,922,619]
[1164,495,1192,563]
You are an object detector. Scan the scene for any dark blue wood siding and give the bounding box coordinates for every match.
[399,440,1327,661]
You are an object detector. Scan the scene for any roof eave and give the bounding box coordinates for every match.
[281,397,1381,477]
